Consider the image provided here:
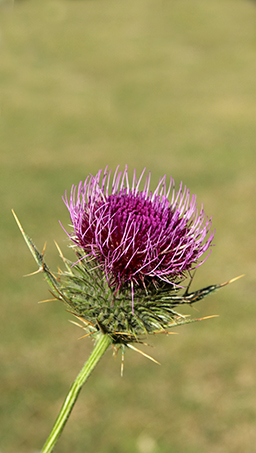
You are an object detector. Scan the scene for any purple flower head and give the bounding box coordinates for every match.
[63,166,214,294]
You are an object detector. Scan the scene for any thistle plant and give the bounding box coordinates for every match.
[13,166,240,453]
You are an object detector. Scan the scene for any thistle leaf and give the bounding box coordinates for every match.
[12,210,59,292]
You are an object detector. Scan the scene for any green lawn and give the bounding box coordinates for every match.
[1,1,256,452]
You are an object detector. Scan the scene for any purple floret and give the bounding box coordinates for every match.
[63,166,214,291]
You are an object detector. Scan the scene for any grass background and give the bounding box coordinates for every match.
[1,0,256,452]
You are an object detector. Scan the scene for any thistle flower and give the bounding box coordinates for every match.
[64,166,214,290]
[59,166,216,344]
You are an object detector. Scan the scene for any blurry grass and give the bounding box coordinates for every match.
[1,0,256,452]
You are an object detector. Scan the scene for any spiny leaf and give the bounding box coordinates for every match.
[12,210,60,292]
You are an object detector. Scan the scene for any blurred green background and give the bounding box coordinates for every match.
[1,0,256,452]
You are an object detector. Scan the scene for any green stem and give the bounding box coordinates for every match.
[40,333,112,453]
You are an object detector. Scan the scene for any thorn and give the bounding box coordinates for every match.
[55,241,65,260]
[23,267,43,277]
[57,268,62,280]
[78,331,95,340]
[166,314,219,329]
[68,320,96,338]
[38,298,58,304]
[126,344,160,365]
[219,274,245,288]
[12,209,23,233]
[121,345,125,377]
[42,242,47,256]
[74,316,95,327]
[112,331,137,336]
[153,330,178,335]
[112,345,119,359]
[195,315,219,321]
[69,319,84,328]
